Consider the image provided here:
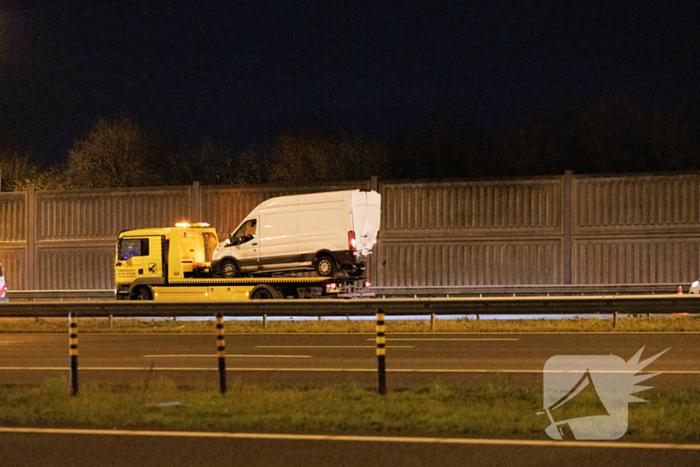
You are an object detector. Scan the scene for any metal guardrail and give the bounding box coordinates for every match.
[373,284,685,296]
[6,290,115,301]
[1,295,699,318]
[6,284,689,302]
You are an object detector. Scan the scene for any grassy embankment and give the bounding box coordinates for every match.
[0,315,698,333]
[0,378,697,442]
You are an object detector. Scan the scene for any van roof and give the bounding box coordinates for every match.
[253,189,369,213]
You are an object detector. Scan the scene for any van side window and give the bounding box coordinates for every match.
[119,238,150,260]
[232,220,257,245]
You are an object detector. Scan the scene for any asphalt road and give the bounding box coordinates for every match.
[1,331,699,466]
[0,332,698,389]
[1,428,699,467]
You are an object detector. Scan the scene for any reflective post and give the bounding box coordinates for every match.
[216,313,226,394]
[376,309,386,395]
[69,313,78,396]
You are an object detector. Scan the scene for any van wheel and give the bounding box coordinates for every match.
[135,287,152,300]
[314,255,337,277]
[220,259,240,278]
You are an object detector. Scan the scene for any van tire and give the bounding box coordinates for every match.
[134,287,152,300]
[220,259,240,278]
[314,255,337,277]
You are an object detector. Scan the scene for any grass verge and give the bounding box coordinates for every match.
[0,378,696,442]
[1,315,699,333]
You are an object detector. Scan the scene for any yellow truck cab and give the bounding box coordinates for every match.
[116,223,221,300]
[115,223,368,301]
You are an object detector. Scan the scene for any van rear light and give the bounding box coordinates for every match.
[364,281,371,288]
[348,231,356,251]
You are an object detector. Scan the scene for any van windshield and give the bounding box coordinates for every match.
[232,220,256,245]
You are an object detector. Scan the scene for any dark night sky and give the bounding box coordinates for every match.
[1,1,699,165]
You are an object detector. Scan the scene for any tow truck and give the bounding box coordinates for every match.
[115,223,372,301]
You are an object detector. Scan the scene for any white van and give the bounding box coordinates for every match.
[212,189,381,277]
[0,262,7,302]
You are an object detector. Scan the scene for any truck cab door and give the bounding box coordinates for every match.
[116,236,163,280]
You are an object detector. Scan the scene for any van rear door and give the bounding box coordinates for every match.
[350,191,381,256]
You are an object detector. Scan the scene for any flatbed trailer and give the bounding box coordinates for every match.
[150,276,370,301]
[115,224,371,301]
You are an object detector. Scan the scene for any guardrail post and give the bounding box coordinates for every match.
[216,313,226,394]
[263,314,267,330]
[376,309,386,395]
[430,313,435,331]
[69,313,78,396]
[109,314,113,330]
[613,312,618,329]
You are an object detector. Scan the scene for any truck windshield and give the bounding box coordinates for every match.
[119,238,149,260]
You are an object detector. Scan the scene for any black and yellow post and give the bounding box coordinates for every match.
[216,313,227,394]
[69,313,78,396]
[376,310,386,395]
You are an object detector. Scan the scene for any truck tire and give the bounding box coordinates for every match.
[314,255,337,277]
[220,259,240,278]
[251,284,282,299]
[347,266,364,277]
[134,286,152,300]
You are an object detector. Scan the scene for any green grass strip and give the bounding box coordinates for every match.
[1,316,699,333]
[0,379,697,442]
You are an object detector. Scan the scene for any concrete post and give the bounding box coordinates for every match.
[563,170,573,285]
[191,181,201,223]
[369,176,379,287]
[26,185,36,290]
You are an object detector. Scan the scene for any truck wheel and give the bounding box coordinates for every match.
[220,259,240,278]
[348,266,364,277]
[251,285,282,299]
[134,287,152,300]
[314,255,337,277]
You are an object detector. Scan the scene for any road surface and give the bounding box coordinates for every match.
[0,332,697,389]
